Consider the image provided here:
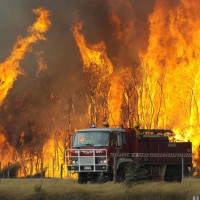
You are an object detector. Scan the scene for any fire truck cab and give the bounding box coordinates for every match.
[65,125,192,183]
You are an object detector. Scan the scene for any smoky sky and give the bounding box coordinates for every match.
[0,0,156,147]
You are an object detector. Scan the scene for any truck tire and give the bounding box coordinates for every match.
[78,173,87,184]
[164,165,181,182]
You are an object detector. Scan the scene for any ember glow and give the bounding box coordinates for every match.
[0,0,200,177]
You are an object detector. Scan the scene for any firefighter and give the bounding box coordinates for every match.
[134,124,141,138]
[134,124,140,130]
[102,121,109,128]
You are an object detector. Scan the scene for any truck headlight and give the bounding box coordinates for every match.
[99,159,107,164]
[72,160,78,165]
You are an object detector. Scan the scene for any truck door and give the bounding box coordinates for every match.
[113,131,128,153]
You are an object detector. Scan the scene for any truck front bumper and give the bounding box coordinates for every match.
[67,165,109,172]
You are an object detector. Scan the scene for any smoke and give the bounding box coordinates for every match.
[66,0,155,67]
[0,0,157,149]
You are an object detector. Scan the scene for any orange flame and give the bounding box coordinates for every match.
[36,51,47,76]
[72,22,113,74]
[139,0,200,165]
[0,7,51,106]
[72,22,114,125]
[0,131,14,167]
[108,72,124,125]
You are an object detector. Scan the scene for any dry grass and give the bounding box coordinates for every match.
[0,177,199,200]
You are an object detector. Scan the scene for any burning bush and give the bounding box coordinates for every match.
[0,163,20,178]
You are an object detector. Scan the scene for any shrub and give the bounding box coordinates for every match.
[34,184,42,193]
[124,162,149,186]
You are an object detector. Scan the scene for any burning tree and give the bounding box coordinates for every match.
[72,22,113,127]
[0,7,51,177]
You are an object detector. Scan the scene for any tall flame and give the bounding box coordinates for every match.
[72,22,114,125]
[140,0,200,164]
[0,7,51,106]
[108,72,124,125]
[72,22,113,74]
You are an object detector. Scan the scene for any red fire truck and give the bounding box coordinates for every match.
[65,124,192,183]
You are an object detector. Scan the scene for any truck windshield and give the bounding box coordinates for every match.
[73,131,109,147]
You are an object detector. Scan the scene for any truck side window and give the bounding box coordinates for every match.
[110,133,117,147]
[122,132,126,145]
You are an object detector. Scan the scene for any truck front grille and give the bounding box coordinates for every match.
[79,157,93,165]
[66,149,108,172]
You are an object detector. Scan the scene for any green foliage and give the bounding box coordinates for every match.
[124,162,149,186]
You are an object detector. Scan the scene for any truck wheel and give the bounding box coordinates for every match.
[78,173,87,184]
[164,165,181,182]
[117,170,125,182]
[164,170,174,182]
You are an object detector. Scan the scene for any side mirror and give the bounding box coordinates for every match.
[70,134,75,147]
[117,133,122,148]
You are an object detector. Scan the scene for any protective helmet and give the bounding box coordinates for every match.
[134,124,140,129]
[102,121,109,128]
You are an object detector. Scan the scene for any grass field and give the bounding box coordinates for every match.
[0,177,199,200]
